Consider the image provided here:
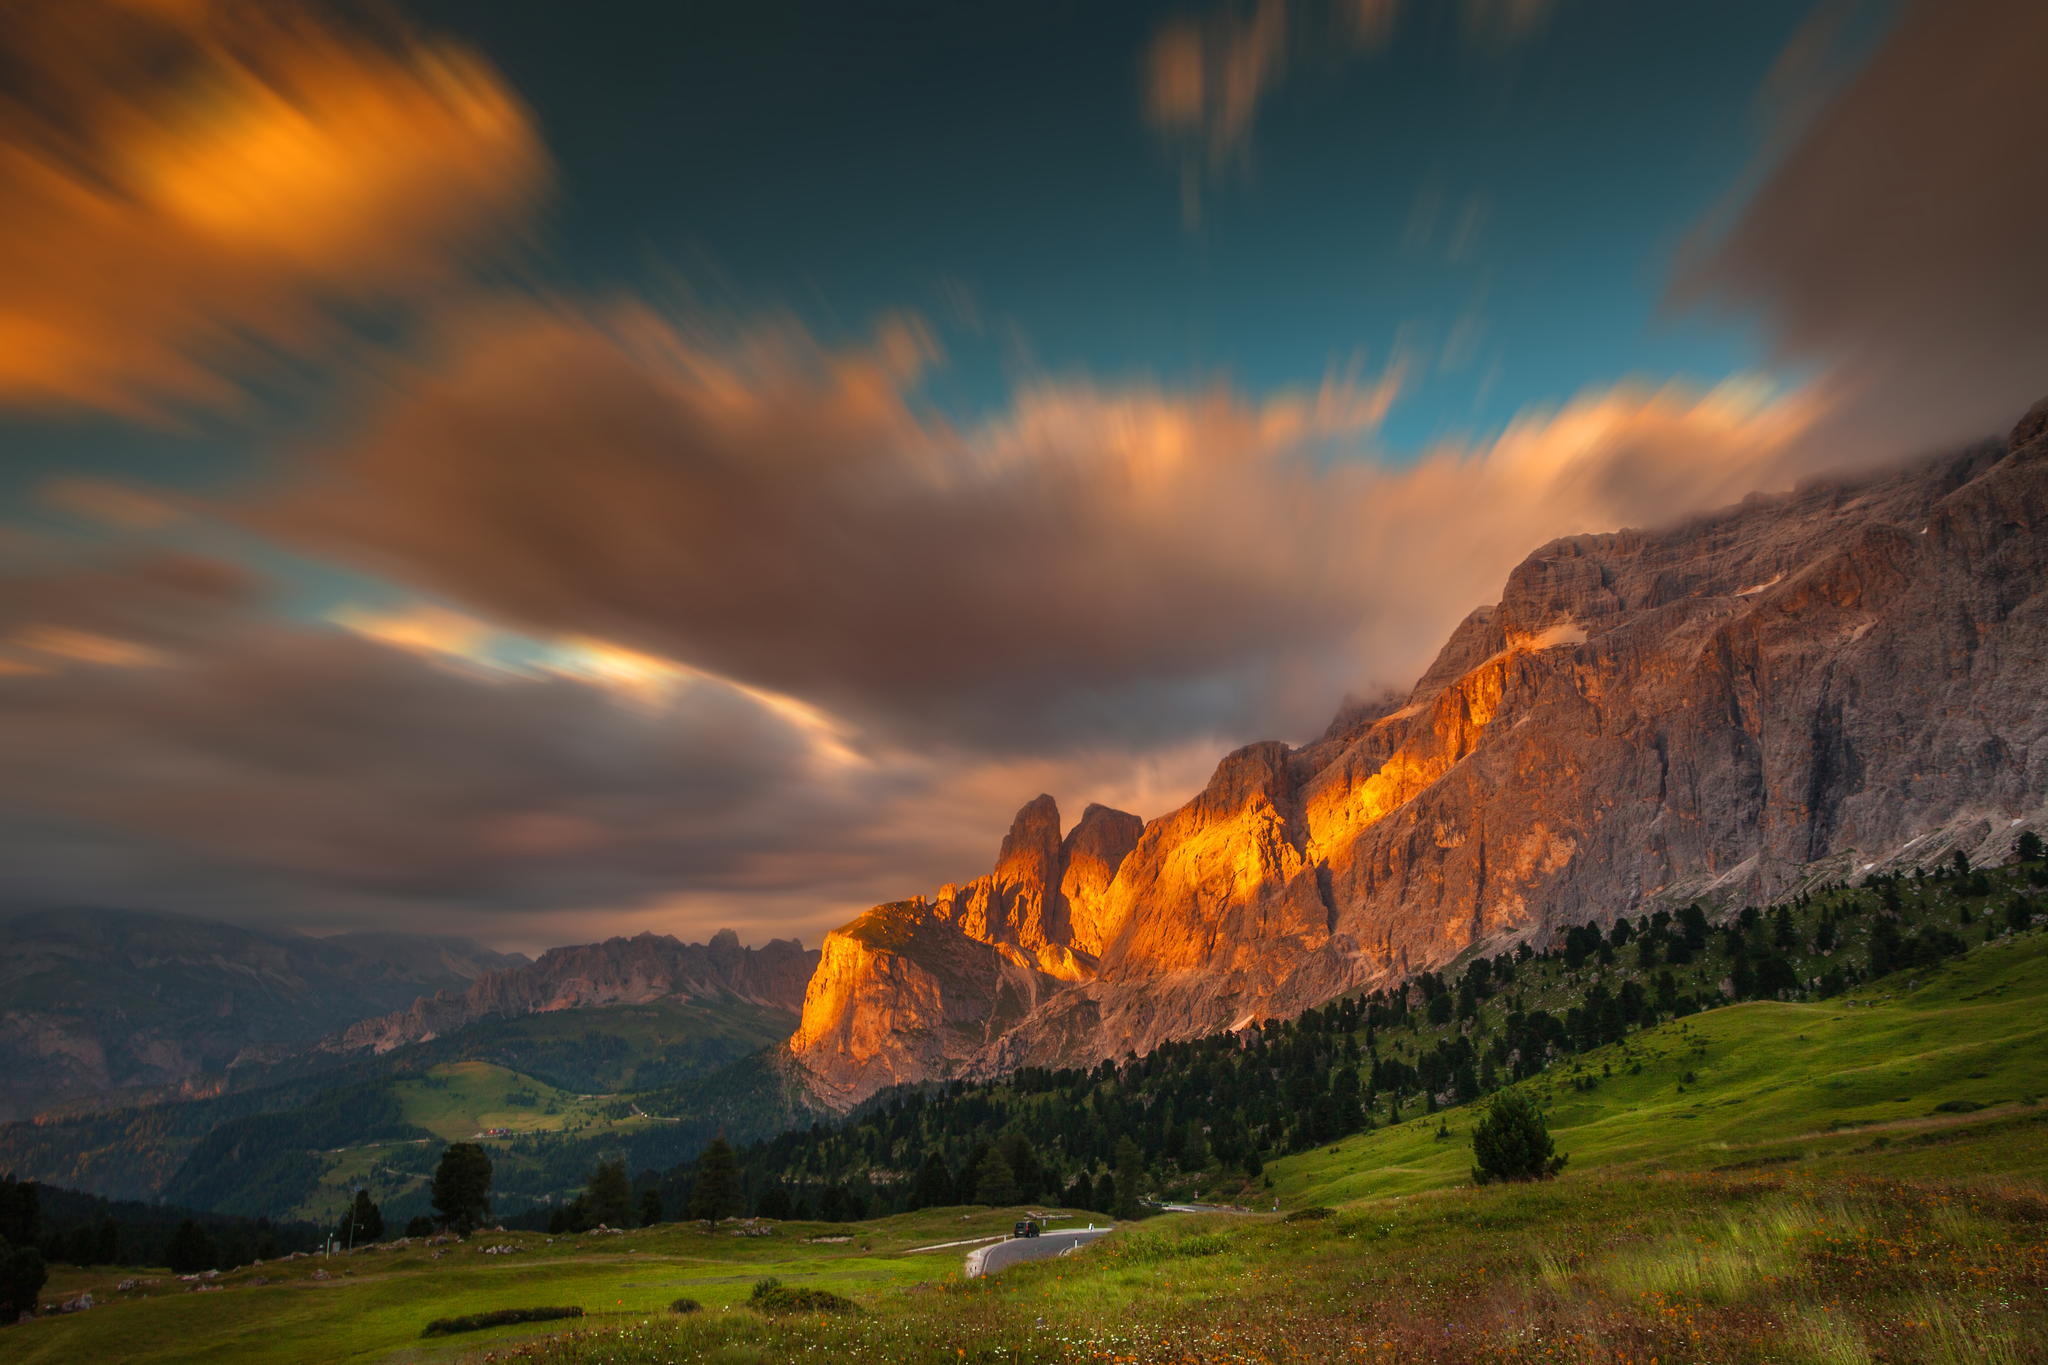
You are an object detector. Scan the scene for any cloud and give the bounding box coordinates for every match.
[37,477,185,529]
[0,552,996,946]
[2,339,1849,950]
[1142,0,1289,171]
[1141,0,1558,219]
[260,300,1418,754]
[0,0,546,418]
[1673,0,2048,459]
[254,298,1836,767]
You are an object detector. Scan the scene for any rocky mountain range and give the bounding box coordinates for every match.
[0,908,525,1120]
[313,928,818,1056]
[788,402,2048,1106]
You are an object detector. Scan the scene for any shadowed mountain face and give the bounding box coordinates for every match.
[0,908,525,1120]
[789,402,2048,1106]
[312,929,818,1057]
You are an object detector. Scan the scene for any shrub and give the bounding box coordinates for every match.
[748,1276,857,1315]
[420,1306,582,1337]
[1471,1089,1568,1184]
[669,1297,703,1314]
[1284,1206,1335,1222]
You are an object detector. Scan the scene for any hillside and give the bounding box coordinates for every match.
[9,904,2046,1363]
[728,849,2048,1219]
[0,996,807,1218]
[789,408,2048,1104]
[0,908,524,1121]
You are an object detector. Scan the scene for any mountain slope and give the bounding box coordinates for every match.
[313,928,816,1057]
[789,401,2048,1104]
[0,907,524,1120]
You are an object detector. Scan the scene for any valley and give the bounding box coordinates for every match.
[7,891,2045,1363]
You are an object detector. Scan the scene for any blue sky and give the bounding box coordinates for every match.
[4,0,1820,510]
[7,0,2040,948]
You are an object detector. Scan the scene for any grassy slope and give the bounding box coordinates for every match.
[14,934,2048,1362]
[1272,928,2048,1208]
[284,1062,672,1223]
[7,1206,1099,1365]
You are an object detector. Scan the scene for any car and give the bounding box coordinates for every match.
[1012,1219,1040,1238]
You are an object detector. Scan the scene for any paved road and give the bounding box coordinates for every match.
[965,1227,1112,1277]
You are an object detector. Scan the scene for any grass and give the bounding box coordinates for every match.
[392,1063,623,1143]
[1268,929,2048,1209]
[7,1206,1087,1364]
[12,922,2048,1362]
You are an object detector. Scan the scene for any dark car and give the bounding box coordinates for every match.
[1012,1219,1040,1238]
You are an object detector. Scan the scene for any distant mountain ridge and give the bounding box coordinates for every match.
[788,399,2048,1105]
[313,928,818,1057]
[0,907,525,1120]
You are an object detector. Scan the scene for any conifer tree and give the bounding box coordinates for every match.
[431,1143,493,1235]
[972,1147,1021,1205]
[1470,1089,1567,1184]
[688,1139,744,1222]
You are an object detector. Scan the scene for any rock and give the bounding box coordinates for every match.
[316,933,818,1056]
[787,400,2048,1104]
[59,1292,92,1313]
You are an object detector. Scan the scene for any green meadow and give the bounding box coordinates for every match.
[9,933,2048,1363]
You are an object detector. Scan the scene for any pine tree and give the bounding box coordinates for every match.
[0,1242,45,1325]
[165,1219,216,1273]
[583,1158,634,1229]
[910,1151,954,1209]
[1112,1136,1145,1220]
[639,1188,664,1227]
[688,1139,744,1222]
[1470,1089,1567,1184]
[431,1143,493,1235]
[996,1133,1044,1202]
[972,1147,1021,1205]
[341,1189,382,1245]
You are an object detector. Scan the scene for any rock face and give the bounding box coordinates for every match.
[319,929,815,1055]
[318,929,818,1056]
[0,908,524,1120]
[789,406,2048,1106]
[787,800,1142,1106]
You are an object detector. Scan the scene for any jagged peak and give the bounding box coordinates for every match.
[1195,740,1295,817]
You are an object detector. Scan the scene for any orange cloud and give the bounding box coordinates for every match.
[258,294,1845,757]
[37,476,183,529]
[0,0,547,418]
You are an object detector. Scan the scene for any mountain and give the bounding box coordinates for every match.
[0,908,524,1120]
[788,400,2048,1105]
[0,929,817,1211]
[312,928,817,1057]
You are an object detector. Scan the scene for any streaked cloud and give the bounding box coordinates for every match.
[37,477,184,529]
[252,297,1836,766]
[1143,0,1560,218]
[1674,0,2048,459]
[0,0,546,418]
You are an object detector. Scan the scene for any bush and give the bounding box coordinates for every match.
[748,1276,858,1315]
[1283,1206,1335,1222]
[669,1297,703,1314]
[420,1306,583,1337]
[1471,1089,1568,1184]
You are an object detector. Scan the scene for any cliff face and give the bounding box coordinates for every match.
[787,799,1142,1106]
[319,929,817,1056]
[789,406,2048,1105]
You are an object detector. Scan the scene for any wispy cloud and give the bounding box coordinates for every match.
[0,0,547,418]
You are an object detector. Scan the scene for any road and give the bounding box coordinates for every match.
[965,1226,1112,1277]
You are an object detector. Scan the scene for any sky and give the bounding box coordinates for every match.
[1,0,2044,954]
